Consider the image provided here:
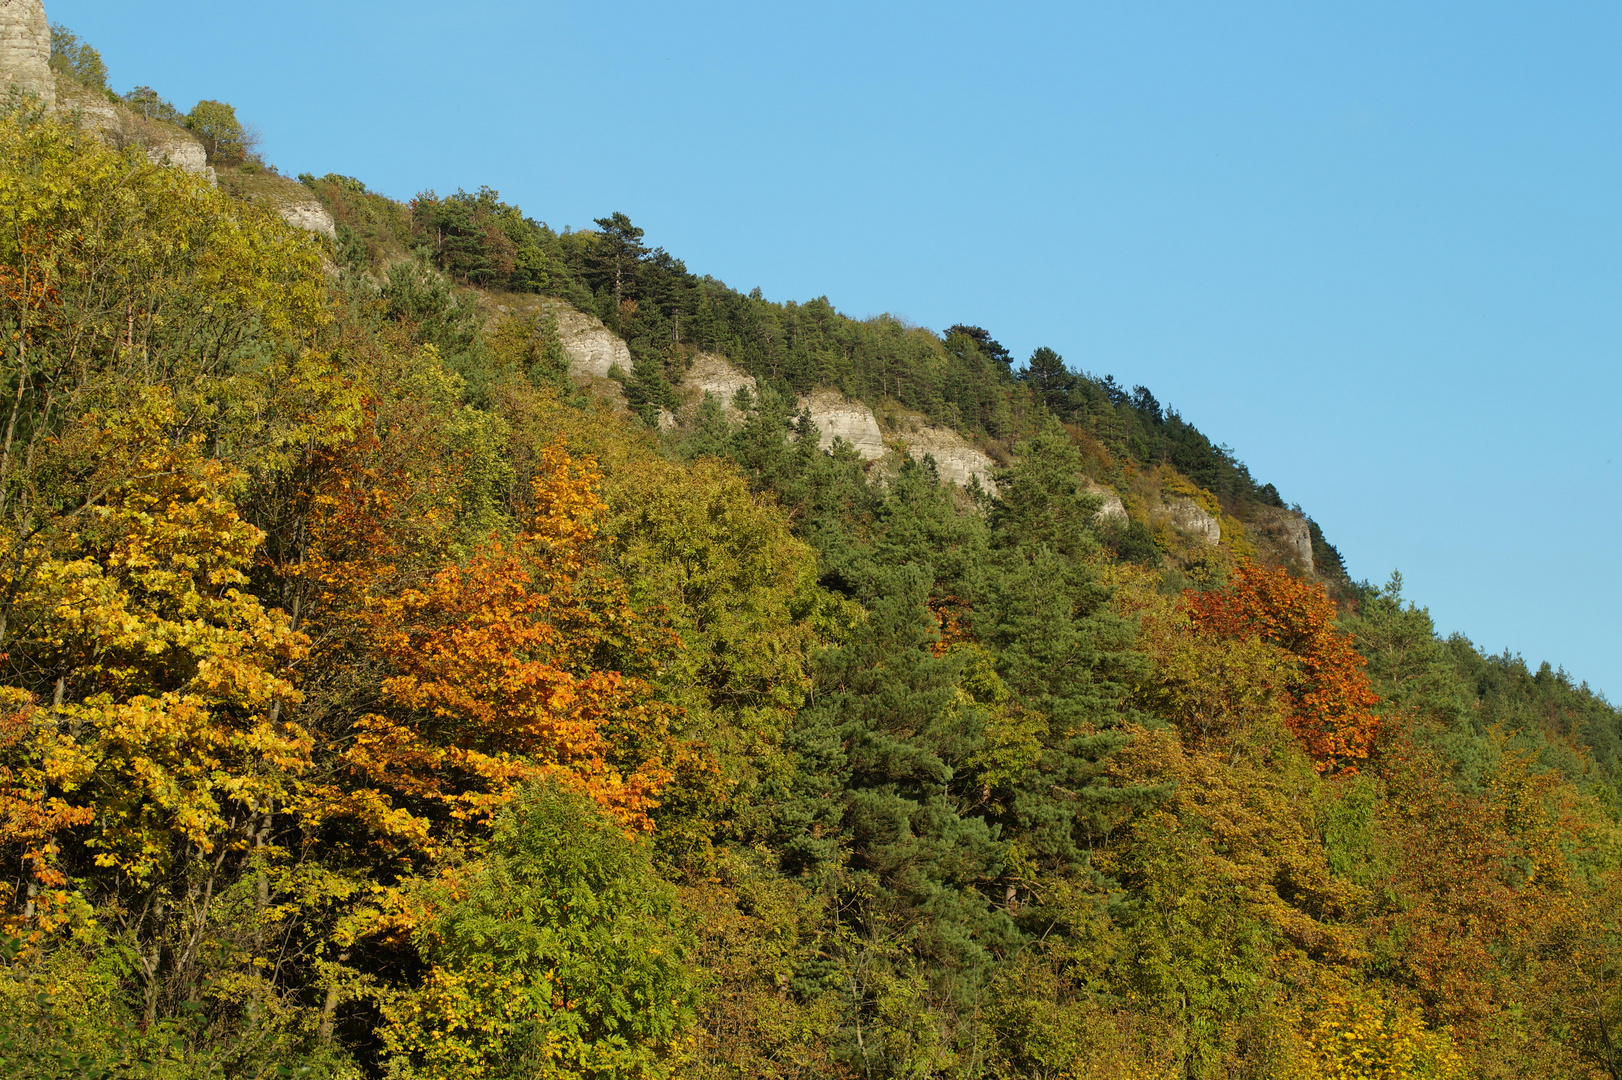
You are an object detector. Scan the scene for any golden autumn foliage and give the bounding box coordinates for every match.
[0,394,308,929]
[1303,991,1468,1080]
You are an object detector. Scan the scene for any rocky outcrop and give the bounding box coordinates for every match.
[141,129,210,177]
[53,74,219,185]
[798,389,885,460]
[274,197,336,238]
[543,300,632,381]
[1085,482,1127,520]
[895,425,1000,492]
[51,74,118,130]
[218,168,344,237]
[1248,505,1314,573]
[1163,498,1222,545]
[677,352,756,421]
[3,5,214,184]
[0,0,52,112]
[1277,515,1313,571]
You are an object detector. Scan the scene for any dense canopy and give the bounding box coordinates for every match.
[1,68,1619,1080]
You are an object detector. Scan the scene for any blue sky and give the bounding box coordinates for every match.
[52,0,1622,698]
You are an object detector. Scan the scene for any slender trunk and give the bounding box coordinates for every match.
[170,842,230,1015]
[318,949,350,1045]
[0,321,30,516]
[142,895,167,1029]
[250,805,273,1016]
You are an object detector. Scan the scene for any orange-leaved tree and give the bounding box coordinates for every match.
[1184,561,1380,771]
[307,437,677,858]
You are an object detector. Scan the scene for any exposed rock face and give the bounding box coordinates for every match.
[1248,505,1314,573]
[52,75,118,131]
[142,130,210,177]
[1164,498,1221,545]
[544,300,632,381]
[227,171,340,237]
[1280,514,1313,572]
[798,389,885,460]
[1085,482,1127,520]
[275,198,336,238]
[0,0,52,112]
[677,352,756,421]
[54,75,218,185]
[897,425,1000,492]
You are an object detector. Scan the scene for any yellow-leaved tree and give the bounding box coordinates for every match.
[0,392,309,1029]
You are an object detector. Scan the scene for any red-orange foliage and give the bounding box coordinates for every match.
[1183,561,1380,770]
[301,438,676,850]
[928,594,974,656]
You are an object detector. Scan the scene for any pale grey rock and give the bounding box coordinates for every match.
[677,352,756,422]
[1165,498,1221,545]
[1085,482,1127,520]
[798,389,885,460]
[276,199,337,238]
[0,0,52,112]
[898,425,999,492]
[52,75,118,133]
[53,73,218,185]
[1247,505,1316,573]
[545,301,632,381]
[1282,513,1313,572]
[142,131,210,176]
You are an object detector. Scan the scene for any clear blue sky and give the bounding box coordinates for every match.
[52,0,1622,698]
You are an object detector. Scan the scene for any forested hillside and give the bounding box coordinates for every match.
[2,36,1622,1080]
[303,178,1347,574]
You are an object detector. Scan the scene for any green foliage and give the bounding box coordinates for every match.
[185,99,253,164]
[780,567,1017,978]
[376,259,491,396]
[48,26,108,90]
[4,89,1620,1080]
[1346,572,1622,790]
[379,783,697,1080]
[121,86,184,125]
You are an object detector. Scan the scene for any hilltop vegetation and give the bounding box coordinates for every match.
[2,46,1622,1080]
[302,174,1346,578]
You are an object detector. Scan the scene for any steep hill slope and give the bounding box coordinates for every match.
[4,8,1622,1080]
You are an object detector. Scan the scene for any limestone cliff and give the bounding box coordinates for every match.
[1247,505,1315,574]
[0,0,52,112]
[797,389,886,460]
[54,75,216,182]
[542,299,632,381]
[1084,481,1128,521]
[1163,497,1222,545]
[3,2,212,183]
[879,413,1000,492]
[677,352,757,422]
[4,2,335,239]
[217,167,338,238]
